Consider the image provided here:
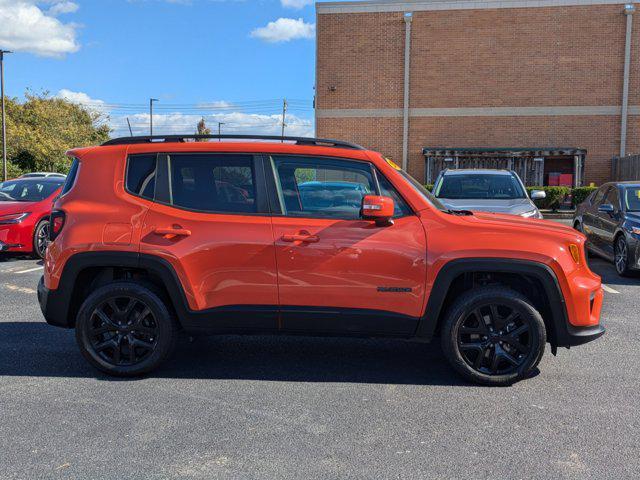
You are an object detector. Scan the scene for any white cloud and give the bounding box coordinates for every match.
[280,0,313,9]
[0,0,80,57]
[48,1,79,15]
[251,17,315,43]
[56,89,106,109]
[196,100,234,109]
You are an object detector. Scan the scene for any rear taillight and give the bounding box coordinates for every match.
[49,210,66,241]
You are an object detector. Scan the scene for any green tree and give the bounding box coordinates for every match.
[195,118,211,141]
[1,91,110,177]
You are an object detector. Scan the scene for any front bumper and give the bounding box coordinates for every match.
[556,323,606,347]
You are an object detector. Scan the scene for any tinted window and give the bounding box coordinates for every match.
[272,156,375,219]
[0,179,63,202]
[435,173,525,200]
[376,172,412,217]
[127,154,156,200]
[604,187,620,210]
[592,186,608,206]
[624,187,640,212]
[60,159,79,196]
[168,154,256,213]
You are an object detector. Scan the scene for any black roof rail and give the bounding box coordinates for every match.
[101,135,366,150]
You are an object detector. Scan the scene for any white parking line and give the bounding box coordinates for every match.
[1,284,37,295]
[602,284,620,294]
[13,266,43,274]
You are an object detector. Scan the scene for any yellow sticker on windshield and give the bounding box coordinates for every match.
[385,157,402,170]
[637,190,640,199]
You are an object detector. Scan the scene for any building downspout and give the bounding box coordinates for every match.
[620,4,635,157]
[402,12,413,171]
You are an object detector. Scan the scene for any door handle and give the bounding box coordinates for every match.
[281,233,319,243]
[153,227,192,237]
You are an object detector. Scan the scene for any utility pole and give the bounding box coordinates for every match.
[217,122,225,141]
[149,98,158,136]
[126,117,133,136]
[1,50,11,182]
[281,98,287,141]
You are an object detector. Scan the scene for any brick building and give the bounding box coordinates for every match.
[315,0,640,186]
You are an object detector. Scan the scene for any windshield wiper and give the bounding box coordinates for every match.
[447,209,474,216]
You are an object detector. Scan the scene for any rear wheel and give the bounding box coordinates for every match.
[33,220,49,259]
[441,287,546,386]
[75,282,179,377]
[614,235,632,277]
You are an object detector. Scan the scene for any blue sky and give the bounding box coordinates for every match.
[0,0,325,137]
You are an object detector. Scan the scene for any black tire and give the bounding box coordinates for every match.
[440,287,546,386]
[614,235,632,277]
[32,220,49,259]
[75,282,179,377]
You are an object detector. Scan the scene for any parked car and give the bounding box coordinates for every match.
[573,181,640,276]
[19,172,67,179]
[38,135,604,385]
[0,177,65,258]
[432,169,546,218]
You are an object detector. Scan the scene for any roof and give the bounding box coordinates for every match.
[423,147,586,156]
[441,169,513,176]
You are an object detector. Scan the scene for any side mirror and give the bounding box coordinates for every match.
[362,195,394,226]
[530,190,546,200]
[598,204,615,215]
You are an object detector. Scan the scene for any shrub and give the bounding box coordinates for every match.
[526,186,571,210]
[424,184,434,192]
[571,186,598,206]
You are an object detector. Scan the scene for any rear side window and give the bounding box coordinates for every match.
[60,158,79,196]
[126,154,157,200]
[167,154,257,214]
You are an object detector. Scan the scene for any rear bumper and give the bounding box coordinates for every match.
[38,276,72,328]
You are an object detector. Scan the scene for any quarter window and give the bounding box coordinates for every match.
[271,156,375,220]
[167,154,256,214]
[126,154,156,200]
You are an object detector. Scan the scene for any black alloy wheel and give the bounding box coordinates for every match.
[87,296,159,367]
[34,221,49,259]
[76,282,178,376]
[456,303,532,376]
[441,287,546,386]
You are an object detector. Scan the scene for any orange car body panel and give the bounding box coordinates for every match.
[45,141,603,333]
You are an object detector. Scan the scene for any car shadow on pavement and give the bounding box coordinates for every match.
[587,258,640,287]
[0,322,473,386]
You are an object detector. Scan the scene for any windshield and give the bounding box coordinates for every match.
[624,187,640,212]
[398,170,447,211]
[0,180,63,202]
[434,173,526,200]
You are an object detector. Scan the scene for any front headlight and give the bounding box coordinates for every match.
[520,209,539,218]
[0,212,31,225]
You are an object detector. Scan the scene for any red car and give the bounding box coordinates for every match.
[0,177,65,259]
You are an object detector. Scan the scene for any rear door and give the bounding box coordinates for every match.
[138,152,279,331]
[599,186,621,256]
[582,185,608,250]
[265,154,427,335]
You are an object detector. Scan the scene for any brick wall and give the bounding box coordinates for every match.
[316,3,640,185]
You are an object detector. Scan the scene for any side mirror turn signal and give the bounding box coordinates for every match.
[362,195,395,226]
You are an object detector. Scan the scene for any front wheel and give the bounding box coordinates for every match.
[75,282,179,377]
[441,287,546,386]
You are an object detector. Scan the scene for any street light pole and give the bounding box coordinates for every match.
[149,98,158,136]
[1,50,12,182]
[217,122,225,141]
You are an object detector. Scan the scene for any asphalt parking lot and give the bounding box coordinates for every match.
[0,250,639,479]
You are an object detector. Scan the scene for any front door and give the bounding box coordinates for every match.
[598,186,621,257]
[266,154,427,335]
[138,152,279,331]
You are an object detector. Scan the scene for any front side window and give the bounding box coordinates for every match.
[604,187,620,210]
[168,154,256,214]
[271,156,375,219]
[434,173,526,200]
[624,187,640,212]
[592,186,608,206]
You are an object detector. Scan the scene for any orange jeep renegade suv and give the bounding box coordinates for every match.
[38,135,605,385]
